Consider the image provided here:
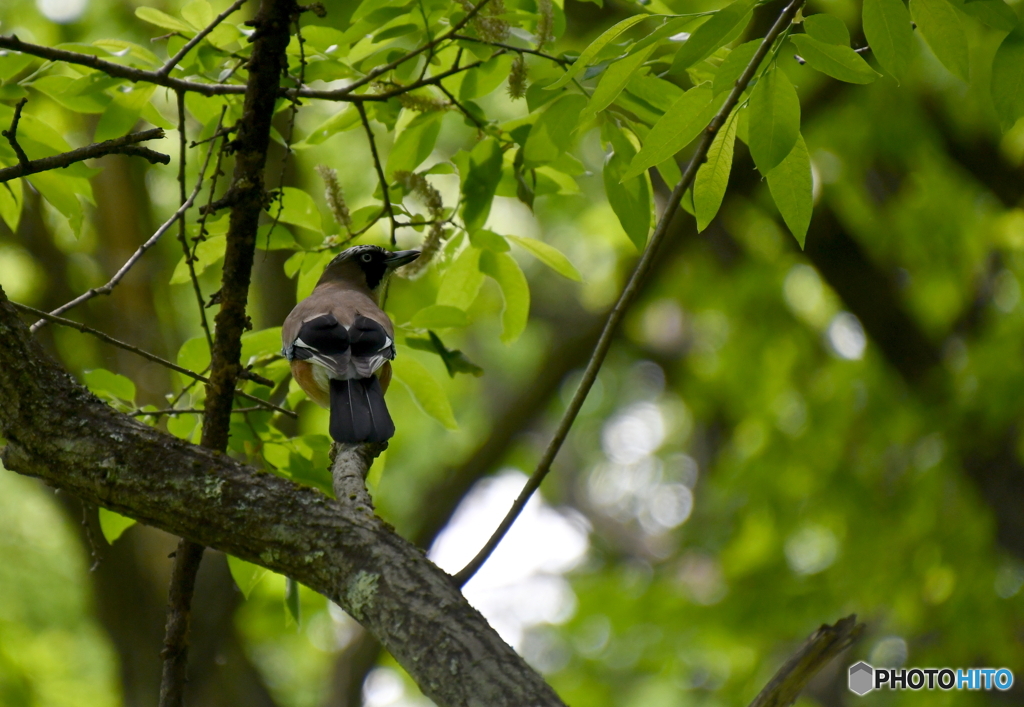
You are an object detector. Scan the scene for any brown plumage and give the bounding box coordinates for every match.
[282,245,419,443]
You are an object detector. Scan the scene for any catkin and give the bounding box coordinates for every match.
[316,165,351,232]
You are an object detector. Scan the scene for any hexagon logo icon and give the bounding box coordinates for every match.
[849,661,874,695]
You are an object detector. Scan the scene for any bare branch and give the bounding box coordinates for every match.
[749,615,864,707]
[451,34,569,65]
[131,406,268,417]
[9,302,296,418]
[0,122,169,183]
[356,102,398,245]
[30,128,218,332]
[158,0,249,77]
[2,98,30,167]
[452,0,809,588]
[176,92,216,350]
[0,34,248,96]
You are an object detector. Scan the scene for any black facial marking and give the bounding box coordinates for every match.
[329,245,390,290]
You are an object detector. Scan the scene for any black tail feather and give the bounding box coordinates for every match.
[329,377,395,443]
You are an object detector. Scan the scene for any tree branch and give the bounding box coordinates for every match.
[0,289,566,707]
[748,615,864,707]
[452,0,808,587]
[157,0,299,702]
[9,301,296,418]
[158,0,249,77]
[0,34,249,96]
[356,102,397,245]
[30,133,214,332]
[0,123,169,183]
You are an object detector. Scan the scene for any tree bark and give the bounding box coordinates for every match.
[0,289,565,707]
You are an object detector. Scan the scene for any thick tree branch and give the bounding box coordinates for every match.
[453,0,808,587]
[0,123,168,183]
[0,290,566,707]
[157,0,300,702]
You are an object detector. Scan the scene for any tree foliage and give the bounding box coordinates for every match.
[1,0,1024,703]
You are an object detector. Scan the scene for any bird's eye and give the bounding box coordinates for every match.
[361,253,373,263]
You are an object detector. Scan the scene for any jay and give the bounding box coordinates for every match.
[282,245,420,443]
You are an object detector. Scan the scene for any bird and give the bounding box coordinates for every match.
[282,245,420,444]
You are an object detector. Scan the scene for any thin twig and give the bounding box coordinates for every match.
[356,102,397,245]
[176,92,216,349]
[2,98,31,167]
[264,18,306,251]
[0,124,168,183]
[748,615,864,707]
[313,0,496,101]
[452,0,808,588]
[10,302,296,418]
[31,114,220,332]
[451,34,569,65]
[158,0,249,77]
[132,405,268,417]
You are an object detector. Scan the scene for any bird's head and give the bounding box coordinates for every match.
[318,245,420,295]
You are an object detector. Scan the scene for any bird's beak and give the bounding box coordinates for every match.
[385,250,421,268]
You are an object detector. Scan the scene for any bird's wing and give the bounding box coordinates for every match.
[285,313,352,379]
[347,315,395,378]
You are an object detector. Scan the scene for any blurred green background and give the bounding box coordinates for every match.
[1,0,1024,705]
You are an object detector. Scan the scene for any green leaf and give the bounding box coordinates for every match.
[671,0,755,74]
[506,235,582,281]
[405,331,484,377]
[274,187,322,233]
[295,107,361,148]
[546,14,650,91]
[604,126,651,249]
[789,35,881,84]
[170,235,226,284]
[240,327,283,365]
[177,336,211,377]
[766,134,813,248]
[386,112,443,177]
[578,44,659,127]
[954,0,1018,32]
[910,0,969,81]
[469,228,510,252]
[713,40,762,95]
[98,508,136,544]
[479,250,530,344]
[0,50,34,81]
[622,84,719,181]
[92,39,161,66]
[747,67,801,174]
[803,14,851,45]
[0,176,23,233]
[27,172,84,234]
[84,368,136,403]
[94,84,157,142]
[227,555,269,599]
[437,246,484,308]
[992,26,1024,130]
[862,0,914,81]
[460,138,504,232]
[523,94,588,168]
[135,6,195,33]
[181,0,213,30]
[694,110,738,231]
[285,577,300,626]
[410,305,470,329]
[460,55,514,100]
[392,355,458,429]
